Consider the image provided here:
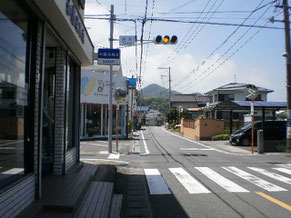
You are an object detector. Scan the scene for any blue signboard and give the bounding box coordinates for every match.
[98,48,120,65]
[128,78,137,87]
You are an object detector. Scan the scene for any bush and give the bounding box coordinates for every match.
[212,134,230,140]
[276,142,287,152]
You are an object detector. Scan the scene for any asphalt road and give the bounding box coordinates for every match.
[126,126,291,218]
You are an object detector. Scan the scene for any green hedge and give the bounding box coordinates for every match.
[212,134,230,140]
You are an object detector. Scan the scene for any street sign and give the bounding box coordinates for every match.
[97,48,120,65]
[244,84,258,100]
[119,35,136,46]
[127,78,137,87]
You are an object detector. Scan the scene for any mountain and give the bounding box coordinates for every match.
[141,83,181,98]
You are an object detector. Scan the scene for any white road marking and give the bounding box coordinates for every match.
[0,168,24,181]
[222,167,287,192]
[180,148,214,151]
[140,131,150,155]
[196,167,249,193]
[272,168,291,176]
[169,167,210,194]
[144,169,171,195]
[248,167,291,185]
[161,128,229,154]
[107,153,120,159]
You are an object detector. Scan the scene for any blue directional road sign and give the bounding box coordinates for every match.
[98,48,120,65]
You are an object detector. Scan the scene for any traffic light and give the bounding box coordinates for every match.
[153,35,178,45]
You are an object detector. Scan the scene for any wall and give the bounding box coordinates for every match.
[181,118,224,140]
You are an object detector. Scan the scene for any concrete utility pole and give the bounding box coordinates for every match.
[158,67,171,108]
[108,4,114,153]
[283,0,291,153]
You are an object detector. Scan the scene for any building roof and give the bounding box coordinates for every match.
[170,94,210,103]
[205,83,273,95]
[202,101,286,110]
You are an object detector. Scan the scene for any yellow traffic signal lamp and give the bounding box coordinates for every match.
[153,35,178,45]
[163,35,170,44]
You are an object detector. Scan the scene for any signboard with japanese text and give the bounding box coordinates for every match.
[119,35,136,46]
[127,78,137,87]
[81,70,127,105]
[97,48,120,65]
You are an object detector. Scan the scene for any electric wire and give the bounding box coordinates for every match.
[160,0,212,67]
[178,8,281,93]
[143,0,157,77]
[161,0,225,67]
[172,0,270,89]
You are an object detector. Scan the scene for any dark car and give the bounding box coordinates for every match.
[230,120,286,146]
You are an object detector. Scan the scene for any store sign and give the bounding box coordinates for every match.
[81,71,127,105]
[66,0,85,43]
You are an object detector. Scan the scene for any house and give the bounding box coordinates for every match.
[202,83,286,134]
[170,94,210,108]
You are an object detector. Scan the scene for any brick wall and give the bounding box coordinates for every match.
[54,48,67,175]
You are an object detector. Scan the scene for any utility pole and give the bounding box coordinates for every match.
[283,0,291,153]
[158,67,171,108]
[108,4,114,153]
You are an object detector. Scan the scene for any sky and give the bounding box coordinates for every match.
[84,0,288,101]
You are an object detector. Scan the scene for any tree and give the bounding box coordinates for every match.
[166,108,178,123]
[181,109,192,119]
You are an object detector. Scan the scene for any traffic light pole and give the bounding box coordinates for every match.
[283,0,291,153]
[108,4,114,153]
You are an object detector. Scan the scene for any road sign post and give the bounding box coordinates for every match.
[244,84,258,154]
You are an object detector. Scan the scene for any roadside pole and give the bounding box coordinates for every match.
[283,0,291,153]
[251,99,254,154]
[116,104,119,153]
[108,4,114,153]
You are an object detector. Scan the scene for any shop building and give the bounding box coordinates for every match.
[80,65,128,139]
[0,0,93,217]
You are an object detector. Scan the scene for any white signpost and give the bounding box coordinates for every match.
[119,35,136,46]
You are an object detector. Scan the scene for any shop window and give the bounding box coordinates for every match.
[0,1,29,189]
[65,58,79,150]
[86,105,102,137]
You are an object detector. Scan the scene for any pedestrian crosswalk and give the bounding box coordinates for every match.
[144,165,291,195]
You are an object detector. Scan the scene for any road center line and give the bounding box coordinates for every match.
[256,192,291,211]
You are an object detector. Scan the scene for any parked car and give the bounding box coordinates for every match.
[230,120,286,146]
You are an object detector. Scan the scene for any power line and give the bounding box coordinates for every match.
[162,0,225,67]
[160,0,212,67]
[143,0,157,76]
[172,0,272,89]
[94,0,110,12]
[179,9,282,93]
